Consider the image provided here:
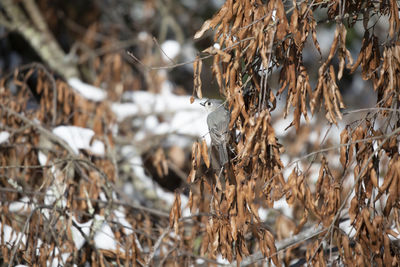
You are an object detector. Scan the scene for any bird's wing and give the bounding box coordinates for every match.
[207,109,229,145]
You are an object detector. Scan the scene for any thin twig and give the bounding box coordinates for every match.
[145,227,171,266]
[153,37,177,65]
[127,36,256,71]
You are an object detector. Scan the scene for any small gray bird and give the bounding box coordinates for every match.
[201,99,230,166]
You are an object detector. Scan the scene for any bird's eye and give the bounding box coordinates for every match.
[207,102,211,106]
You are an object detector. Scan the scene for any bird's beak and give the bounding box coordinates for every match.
[200,102,206,106]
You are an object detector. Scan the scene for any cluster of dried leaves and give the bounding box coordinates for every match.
[0,57,190,265]
[0,64,117,263]
[184,0,400,265]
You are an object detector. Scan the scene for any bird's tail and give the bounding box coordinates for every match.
[218,145,228,165]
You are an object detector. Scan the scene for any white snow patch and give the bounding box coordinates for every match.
[273,198,293,218]
[308,130,319,144]
[114,208,134,235]
[53,126,105,155]
[38,151,48,166]
[144,115,158,130]
[258,207,268,221]
[112,88,210,145]
[49,252,70,267]
[111,103,139,119]
[138,31,149,41]
[99,192,107,202]
[339,218,355,238]
[68,77,106,101]
[0,131,10,143]
[9,196,31,212]
[130,156,153,188]
[195,258,205,265]
[280,154,290,167]
[180,195,190,217]
[272,9,277,22]
[160,40,181,62]
[71,217,93,250]
[273,115,292,137]
[155,186,175,205]
[93,215,121,251]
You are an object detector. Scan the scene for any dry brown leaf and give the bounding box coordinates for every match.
[193,56,203,99]
[194,20,212,39]
[169,193,182,235]
[200,139,210,168]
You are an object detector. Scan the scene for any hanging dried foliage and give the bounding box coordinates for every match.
[189,0,400,265]
[0,64,148,266]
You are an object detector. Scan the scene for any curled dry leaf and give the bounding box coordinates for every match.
[193,56,203,99]
[153,147,168,178]
[169,193,182,236]
[200,139,210,168]
[194,20,212,39]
